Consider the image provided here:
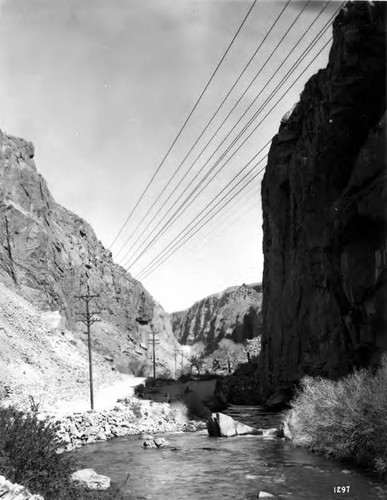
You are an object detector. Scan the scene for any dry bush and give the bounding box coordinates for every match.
[0,406,124,499]
[285,354,387,476]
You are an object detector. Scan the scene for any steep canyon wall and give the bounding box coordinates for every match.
[0,131,179,375]
[260,1,386,401]
[172,283,262,352]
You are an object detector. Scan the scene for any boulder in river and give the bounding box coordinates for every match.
[70,468,111,490]
[206,412,261,437]
[142,437,173,449]
[154,437,171,448]
[142,439,157,449]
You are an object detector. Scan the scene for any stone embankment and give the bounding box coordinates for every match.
[51,397,205,452]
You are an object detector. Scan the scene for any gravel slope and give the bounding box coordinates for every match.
[0,281,138,413]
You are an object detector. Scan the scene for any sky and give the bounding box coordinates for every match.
[0,0,341,312]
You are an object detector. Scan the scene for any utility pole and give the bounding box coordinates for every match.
[174,349,179,379]
[76,285,100,410]
[148,330,160,378]
[178,348,185,373]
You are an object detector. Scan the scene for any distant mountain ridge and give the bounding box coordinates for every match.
[0,129,179,376]
[171,283,262,352]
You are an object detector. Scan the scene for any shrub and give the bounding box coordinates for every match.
[134,383,145,397]
[169,401,188,423]
[285,354,387,476]
[182,391,211,419]
[128,400,143,419]
[129,357,151,377]
[0,406,124,499]
[0,406,76,498]
[157,368,174,380]
[177,373,194,383]
[244,336,261,360]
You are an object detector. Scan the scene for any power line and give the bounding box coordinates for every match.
[121,1,337,270]
[144,183,261,284]
[139,162,266,281]
[137,154,268,280]
[136,36,333,280]
[134,139,271,277]
[124,14,336,271]
[109,0,258,250]
[114,0,290,260]
[138,37,332,281]
[119,0,295,266]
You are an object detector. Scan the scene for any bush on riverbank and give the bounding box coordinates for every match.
[285,355,387,477]
[0,406,123,499]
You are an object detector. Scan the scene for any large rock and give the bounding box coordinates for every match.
[0,475,44,500]
[70,468,111,490]
[260,1,387,401]
[206,412,261,437]
[141,437,172,449]
[0,131,180,376]
[171,283,262,352]
[142,439,157,449]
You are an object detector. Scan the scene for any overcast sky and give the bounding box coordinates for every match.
[0,0,341,312]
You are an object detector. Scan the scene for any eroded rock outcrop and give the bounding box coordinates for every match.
[172,283,262,352]
[0,131,179,375]
[260,1,386,401]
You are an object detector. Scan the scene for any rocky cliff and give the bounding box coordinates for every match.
[260,1,386,402]
[0,130,179,376]
[172,283,262,352]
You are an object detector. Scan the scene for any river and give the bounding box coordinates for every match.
[73,406,387,499]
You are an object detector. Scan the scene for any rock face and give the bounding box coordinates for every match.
[172,283,262,351]
[0,131,179,375]
[260,2,387,400]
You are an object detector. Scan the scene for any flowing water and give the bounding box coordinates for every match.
[73,406,387,500]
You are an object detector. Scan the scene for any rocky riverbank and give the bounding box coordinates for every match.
[48,396,206,452]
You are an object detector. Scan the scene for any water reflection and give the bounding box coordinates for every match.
[73,406,387,500]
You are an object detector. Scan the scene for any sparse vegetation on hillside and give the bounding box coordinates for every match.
[0,406,123,499]
[187,337,261,376]
[244,337,261,361]
[285,355,387,478]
